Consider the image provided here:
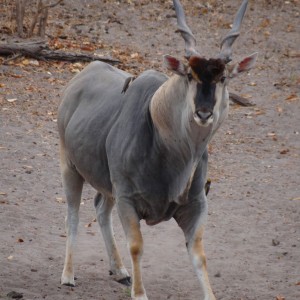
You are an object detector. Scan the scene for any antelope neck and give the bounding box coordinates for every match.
[150,76,187,138]
[150,75,212,156]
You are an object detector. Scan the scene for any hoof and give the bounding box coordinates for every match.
[109,268,131,285]
[62,282,75,287]
[117,276,132,286]
[61,274,75,287]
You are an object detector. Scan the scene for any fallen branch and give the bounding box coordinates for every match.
[0,41,46,56]
[229,92,255,107]
[3,53,23,64]
[0,41,120,64]
[33,49,120,64]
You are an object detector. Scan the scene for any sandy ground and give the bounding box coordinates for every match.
[0,1,299,299]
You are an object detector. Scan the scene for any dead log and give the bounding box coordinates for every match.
[0,41,120,64]
[0,41,46,56]
[33,49,120,64]
[229,92,255,107]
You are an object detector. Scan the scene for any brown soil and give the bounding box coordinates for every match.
[0,1,299,299]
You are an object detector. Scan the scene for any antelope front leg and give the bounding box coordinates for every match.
[117,202,148,300]
[188,226,216,300]
[174,196,216,300]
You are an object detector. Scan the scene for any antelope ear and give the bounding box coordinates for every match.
[163,55,187,76]
[229,52,258,78]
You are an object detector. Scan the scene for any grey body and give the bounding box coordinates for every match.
[58,1,257,299]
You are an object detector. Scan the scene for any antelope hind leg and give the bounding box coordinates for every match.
[94,193,131,285]
[60,154,84,286]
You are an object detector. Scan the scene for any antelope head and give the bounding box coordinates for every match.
[164,0,257,127]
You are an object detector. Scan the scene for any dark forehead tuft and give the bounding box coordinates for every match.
[189,56,225,82]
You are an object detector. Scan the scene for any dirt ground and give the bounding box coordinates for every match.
[0,1,299,299]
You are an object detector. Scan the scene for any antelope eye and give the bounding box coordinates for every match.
[187,73,193,81]
[220,76,226,83]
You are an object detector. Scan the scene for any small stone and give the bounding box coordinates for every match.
[214,272,221,277]
[7,291,23,299]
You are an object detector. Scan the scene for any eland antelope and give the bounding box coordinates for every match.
[58,0,257,299]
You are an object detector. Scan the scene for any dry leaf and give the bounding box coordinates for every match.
[29,60,39,66]
[240,94,252,99]
[286,24,295,32]
[7,98,17,103]
[22,165,33,170]
[81,45,94,51]
[254,109,265,116]
[86,231,96,236]
[25,86,35,92]
[72,62,83,68]
[85,223,92,228]
[285,94,298,102]
[259,18,271,28]
[22,59,29,66]
[267,132,277,141]
[276,296,285,300]
[286,50,300,58]
[7,255,13,260]
[131,52,139,58]
[55,197,64,203]
[71,68,80,73]
[10,74,23,78]
[280,149,289,155]
[0,192,7,195]
[17,238,24,243]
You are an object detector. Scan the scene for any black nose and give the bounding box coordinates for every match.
[196,109,213,121]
